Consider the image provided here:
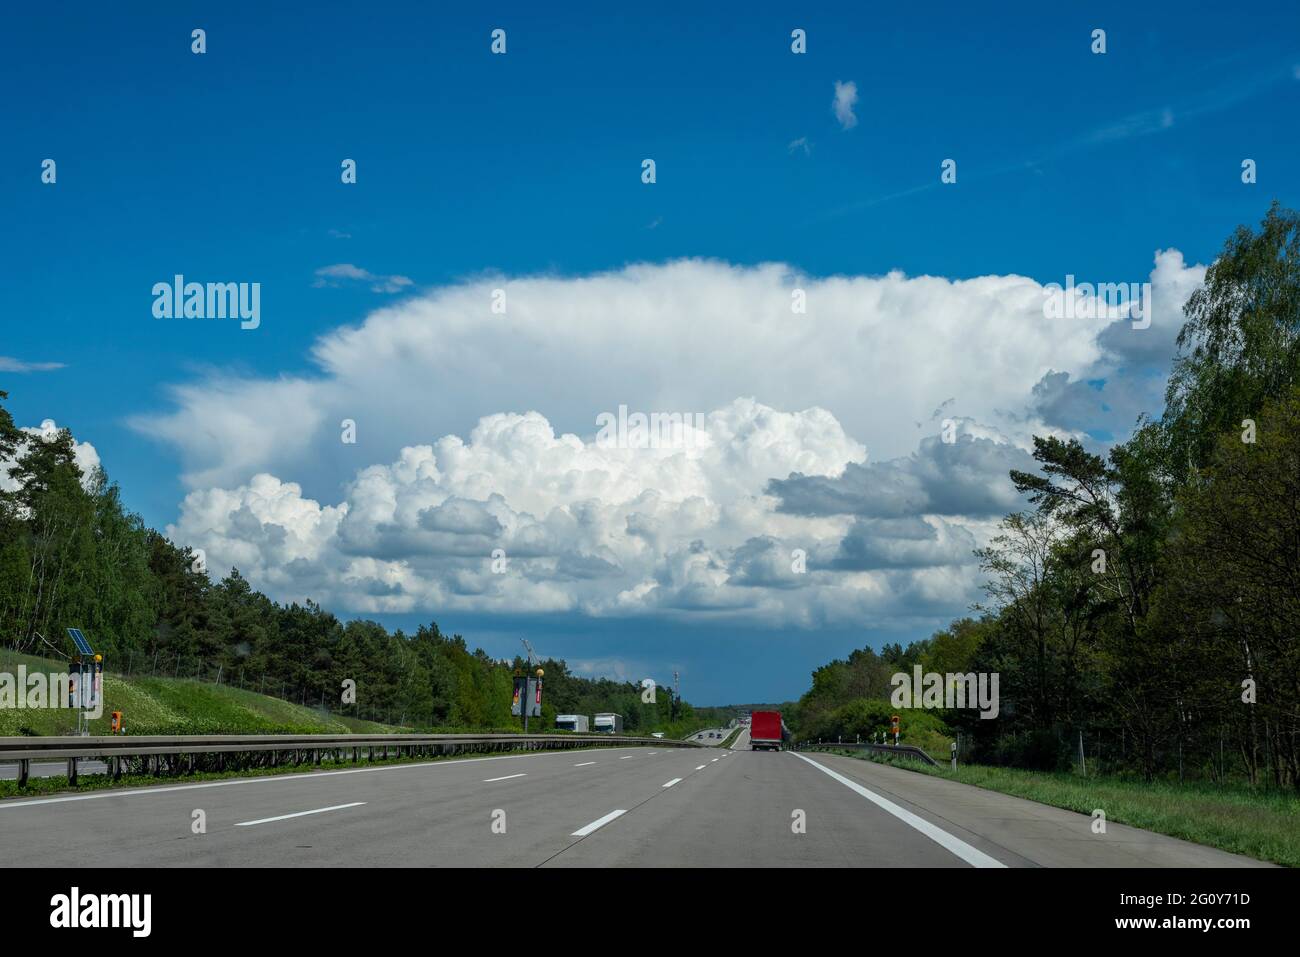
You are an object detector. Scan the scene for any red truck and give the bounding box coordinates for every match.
[749,710,785,751]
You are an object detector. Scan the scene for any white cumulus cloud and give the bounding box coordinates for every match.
[141,251,1206,630]
[832,80,858,130]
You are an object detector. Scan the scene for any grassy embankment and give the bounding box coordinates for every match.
[0,651,399,736]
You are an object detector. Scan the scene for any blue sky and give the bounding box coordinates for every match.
[2,2,1298,704]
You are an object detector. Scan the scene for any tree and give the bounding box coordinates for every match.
[1163,201,1300,478]
[1,424,96,648]
[1155,388,1300,789]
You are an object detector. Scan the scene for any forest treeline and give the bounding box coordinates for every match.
[0,409,710,733]
[793,203,1300,789]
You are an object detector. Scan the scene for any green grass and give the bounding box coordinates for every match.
[829,749,1300,867]
[720,727,741,748]
[0,651,401,736]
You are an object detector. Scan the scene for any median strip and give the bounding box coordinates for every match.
[235,802,366,827]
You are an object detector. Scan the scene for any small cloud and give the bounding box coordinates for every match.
[313,263,413,294]
[314,263,371,282]
[371,276,414,294]
[327,228,352,239]
[787,136,812,156]
[646,216,663,230]
[0,356,65,373]
[1160,107,1175,129]
[832,81,858,130]
[569,658,648,682]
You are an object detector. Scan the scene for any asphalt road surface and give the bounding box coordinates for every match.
[0,745,1270,867]
[686,727,730,744]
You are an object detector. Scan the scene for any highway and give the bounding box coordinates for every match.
[686,726,736,745]
[0,743,1270,867]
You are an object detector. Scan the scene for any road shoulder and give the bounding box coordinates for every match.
[792,752,1274,868]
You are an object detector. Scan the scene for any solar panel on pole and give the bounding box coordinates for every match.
[67,628,95,655]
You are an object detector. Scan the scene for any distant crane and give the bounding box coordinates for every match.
[520,638,540,668]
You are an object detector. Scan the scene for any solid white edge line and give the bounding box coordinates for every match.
[662,777,682,788]
[571,809,626,836]
[483,773,527,782]
[235,801,366,827]
[789,752,1006,868]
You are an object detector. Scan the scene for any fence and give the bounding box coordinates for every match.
[797,740,940,766]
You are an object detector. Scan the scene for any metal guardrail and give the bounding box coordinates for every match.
[0,732,702,787]
[797,741,940,767]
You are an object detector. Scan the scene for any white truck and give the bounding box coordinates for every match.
[555,714,590,732]
[593,712,623,734]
